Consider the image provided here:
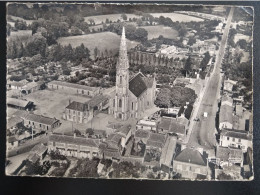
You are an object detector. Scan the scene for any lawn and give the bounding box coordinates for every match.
[8,30,32,44]
[57,32,139,59]
[84,14,140,25]
[150,13,204,22]
[139,25,179,40]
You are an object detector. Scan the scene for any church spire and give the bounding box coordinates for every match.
[118,26,129,69]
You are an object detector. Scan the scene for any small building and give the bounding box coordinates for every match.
[160,136,177,172]
[224,79,237,94]
[7,117,23,132]
[87,94,110,112]
[136,119,157,131]
[7,81,25,90]
[216,146,244,167]
[24,113,61,132]
[221,95,233,107]
[27,144,48,163]
[7,98,34,110]
[173,148,208,179]
[47,80,101,97]
[219,104,233,130]
[21,81,40,94]
[219,129,252,152]
[63,101,94,124]
[146,133,166,150]
[7,136,19,150]
[48,133,100,159]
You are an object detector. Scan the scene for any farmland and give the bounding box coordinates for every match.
[7,30,32,44]
[140,25,179,40]
[84,14,141,25]
[150,13,204,22]
[57,32,139,58]
[8,15,35,25]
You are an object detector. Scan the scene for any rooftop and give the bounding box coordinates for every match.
[135,129,150,139]
[221,129,252,140]
[30,144,48,156]
[219,104,233,124]
[48,80,100,91]
[87,95,109,108]
[129,73,147,97]
[24,113,59,125]
[22,81,39,90]
[160,136,177,167]
[7,117,23,129]
[66,101,88,112]
[7,98,32,108]
[49,134,99,148]
[216,146,243,162]
[174,148,207,166]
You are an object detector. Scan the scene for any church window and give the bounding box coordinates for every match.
[147,101,149,106]
[132,102,134,110]
[82,90,84,94]
[120,76,122,84]
[113,99,115,107]
[119,99,122,107]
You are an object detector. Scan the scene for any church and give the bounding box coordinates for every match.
[108,27,156,120]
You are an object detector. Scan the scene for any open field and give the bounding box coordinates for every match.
[140,25,179,40]
[84,14,141,25]
[8,15,35,25]
[8,30,32,44]
[25,89,91,119]
[57,32,139,58]
[234,33,251,43]
[150,13,204,22]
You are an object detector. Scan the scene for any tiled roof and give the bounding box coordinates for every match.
[87,95,109,107]
[219,104,233,124]
[160,136,177,166]
[12,110,29,119]
[7,117,23,129]
[30,144,47,155]
[146,140,164,148]
[24,113,59,125]
[9,81,25,87]
[48,80,99,91]
[135,129,150,139]
[49,134,99,148]
[146,133,166,148]
[66,101,88,112]
[216,146,243,162]
[174,148,207,166]
[22,82,39,90]
[106,133,123,145]
[158,117,172,131]
[129,73,147,97]
[169,120,185,135]
[8,136,18,143]
[221,129,252,140]
[7,98,31,108]
[116,124,132,137]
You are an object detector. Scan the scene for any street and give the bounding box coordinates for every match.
[186,7,234,151]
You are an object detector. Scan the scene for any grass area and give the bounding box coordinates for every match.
[8,15,35,25]
[234,33,251,43]
[57,32,139,58]
[8,30,32,44]
[150,13,204,22]
[84,14,140,25]
[140,25,179,40]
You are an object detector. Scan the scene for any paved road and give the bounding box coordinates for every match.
[187,8,234,151]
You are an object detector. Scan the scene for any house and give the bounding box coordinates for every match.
[7,136,19,150]
[224,79,237,94]
[48,133,100,159]
[63,101,94,124]
[7,98,34,110]
[219,104,233,130]
[21,81,40,94]
[235,104,244,118]
[6,81,25,90]
[221,95,233,107]
[219,129,252,152]
[47,80,101,97]
[97,162,105,175]
[216,146,243,168]
[87,94,110,112]
[7,117,23,132]
[136,119,157,131]
[173,148,208,179]
[27,144,48,163]
[160,136,177,172]
[146,133,166,150]
[24,113,61,132]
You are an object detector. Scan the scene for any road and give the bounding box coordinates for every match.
[186,8,234,151]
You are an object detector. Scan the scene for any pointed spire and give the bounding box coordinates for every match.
[118,26,129,69]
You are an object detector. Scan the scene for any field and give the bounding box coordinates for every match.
[234,33,251,43]
[140,25,179,40]
[8,30,32,44]
[8,15,35,25]
[84,14,141,25]
[57,32,139,58]
[150,13,204,22]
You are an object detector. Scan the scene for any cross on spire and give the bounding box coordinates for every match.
[118,26,129,69]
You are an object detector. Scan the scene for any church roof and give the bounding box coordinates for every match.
[129,73,147,97]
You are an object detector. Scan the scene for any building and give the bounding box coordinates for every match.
[63,101,94,124]
[219,104,233,130]
[7,136,19,150]
[7,98,34,110]
[47,80,101,97]
[224,79,237,94]
[48,133,100,159]
[7,117,23,132]
[108,27,156,120]
[216,146,244,167]
[219,129,252,152]
[24,113,61,132]
[173,148,208,179]
[21,81,40,94]
[160,136,177,172]
[27,144,48,163]
[6,81,25,90]
[146,133,166,150]
[136,119,157,131]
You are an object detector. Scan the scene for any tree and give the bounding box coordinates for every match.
[86,128,94,136]
[14,20,27,30]
[136,18,143,26]
[25,33,47,57]
[184,56,192,75]
[154,88,171,108]
[121,14,127,21]
[200,52,211,70]
[94,47,99,59]
[134,28,148,42]
[237,39,247,50]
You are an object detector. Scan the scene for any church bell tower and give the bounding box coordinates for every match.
[114,26,129,120]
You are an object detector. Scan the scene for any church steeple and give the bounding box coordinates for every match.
[118,26,129,69]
